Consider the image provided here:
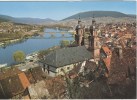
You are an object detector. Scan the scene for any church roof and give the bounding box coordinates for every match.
[41,46,93,67]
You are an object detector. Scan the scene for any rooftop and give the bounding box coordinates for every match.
[41,46,93,67]
[101,45,112,56]
[18,73,30,89]
[0,67,22,80]
[0,71,30,99]
[25,66,44,84]
[103,57,111,71]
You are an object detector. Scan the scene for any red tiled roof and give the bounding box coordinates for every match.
[0,68,30,98]
[102,45,112,56]
[0,74,25,98]
[18,73,30,89]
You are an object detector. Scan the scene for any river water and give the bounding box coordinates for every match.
[0,28,74,65]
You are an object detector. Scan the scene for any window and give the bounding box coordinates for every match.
[67,67,70,70]
[96,42,98,46]
[61,68,64,72]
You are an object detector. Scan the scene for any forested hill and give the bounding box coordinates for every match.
[0,15,12,22]
[63,11,134,20]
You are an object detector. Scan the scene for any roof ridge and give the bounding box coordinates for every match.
[55,50,57,67]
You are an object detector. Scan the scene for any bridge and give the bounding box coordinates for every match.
[32,36,74,39]
[45,31,75,34]
[34,31,76,39]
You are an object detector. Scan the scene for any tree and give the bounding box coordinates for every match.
[60,40,70,48]
[13,50,25,63]
[38,46,60,60]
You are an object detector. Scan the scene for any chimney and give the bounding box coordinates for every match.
[119,38,126,48]
[118,46,123,59]
[9,79,11,83]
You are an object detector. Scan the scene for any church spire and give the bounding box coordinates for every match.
[92,13,94,18]
[78,15,81,24]
[92,13,96,25]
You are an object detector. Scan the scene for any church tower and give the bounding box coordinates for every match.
[75,16,85,46]
[94,34,100,62]
[89,14,96,47]
[92,14,96,26]
[90,15,100,62]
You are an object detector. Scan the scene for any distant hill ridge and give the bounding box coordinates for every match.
[0,14,13,22]
[0,11,136,24]
[0,14,57,25]
[63,11,135,20]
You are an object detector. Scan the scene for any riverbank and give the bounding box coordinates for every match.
[0,38,26,48]
[0,38,22,47]
[0,31,44,48]
[0,45,59,70]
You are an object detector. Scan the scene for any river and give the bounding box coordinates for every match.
[0,28,74,66]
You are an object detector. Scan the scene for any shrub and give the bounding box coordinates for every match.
[60,40,70,47]
[13,50,25,63]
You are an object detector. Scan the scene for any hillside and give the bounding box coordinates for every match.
[63,11,134,20]
[58,17,136,27]
[0,15,13,22]
[0,15,57,25]
[12,18,57,25]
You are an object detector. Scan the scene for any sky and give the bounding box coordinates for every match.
[0,1,136,20]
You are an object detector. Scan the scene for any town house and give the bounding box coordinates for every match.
[40,46,93,77]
